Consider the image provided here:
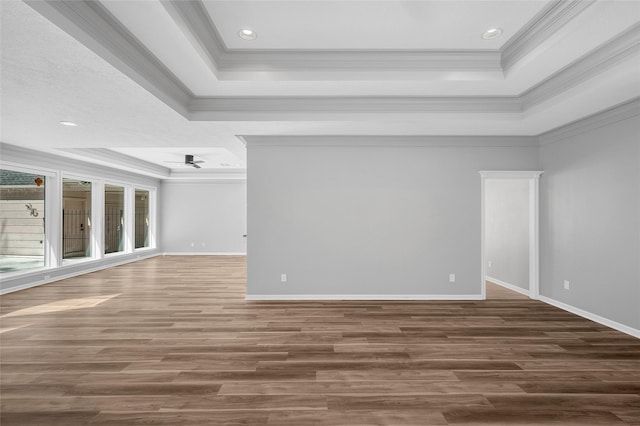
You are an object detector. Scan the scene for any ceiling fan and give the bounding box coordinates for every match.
[165,154,204,169]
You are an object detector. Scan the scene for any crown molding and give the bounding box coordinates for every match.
[221,50,502,73]
[501,0,596,71]
[188,96,522,120]
[24,0,193,118]
[188,23,639,120]
[164,0,590,74]
[539,97,640,145]
[161,179,246,185]
[56,148,248,181]
[522,23,640,110]
[25,0,635,123]
[163,0,502,74]
[167,169,247,181]
[56,148,171,178]
[242,135,539,148]
[0,143,161,184]
[159,0,225,78]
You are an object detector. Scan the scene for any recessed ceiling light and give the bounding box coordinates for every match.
[482,27,503,40]
[59,121,78,127]
[238,29,257,40]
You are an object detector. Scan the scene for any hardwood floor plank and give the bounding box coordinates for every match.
[267,409,448,425]
[176,394,328,410]
[1,255,638,425]
[327,394,493,410]
[64,383,222,397]
[218,380,525,395]
[442,408,627,425]
[88,411,270,425]
[1,411,100,426]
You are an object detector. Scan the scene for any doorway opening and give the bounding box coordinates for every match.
[480,171,543,300]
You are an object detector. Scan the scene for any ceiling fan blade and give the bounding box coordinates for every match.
[192,163,202,169]
[193,160,205,164]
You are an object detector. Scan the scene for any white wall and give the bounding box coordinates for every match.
[246,136,540,298]
[485,179,529,292]
[540,111,640,331]
[160,181,246,254]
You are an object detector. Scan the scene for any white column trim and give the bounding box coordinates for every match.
[479,171,543,300]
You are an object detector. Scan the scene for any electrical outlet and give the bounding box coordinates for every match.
[44,275,50,280]
[281,273,287,283]
[190,242,195,247]
[449,274,456,283]
[564,280,570,290]
[488,260,492,268]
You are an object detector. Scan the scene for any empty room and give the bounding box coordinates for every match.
[1,0,639,425]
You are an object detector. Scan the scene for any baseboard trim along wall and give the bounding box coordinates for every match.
[163,252,247,256]
[0,252,161,295]
[486,276,531,297]
[538,295,640,339]
[246,294,484,301]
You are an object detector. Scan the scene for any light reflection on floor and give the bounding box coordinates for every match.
[0,323,33,334]
[1,294,121,318]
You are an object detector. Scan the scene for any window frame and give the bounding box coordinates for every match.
[133,185,156,251]
[60,173,100,264]
[0,162,58,275]
[0,160,158,281]
[103,181,130,257]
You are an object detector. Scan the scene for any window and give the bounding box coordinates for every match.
[135,189,150,249]
[62,178,92,261]
[0,169,46,273]
[104,184,124,254]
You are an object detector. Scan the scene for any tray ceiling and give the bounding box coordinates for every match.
[1,0,639,179]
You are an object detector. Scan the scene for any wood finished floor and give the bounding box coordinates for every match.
[1,256,639,425]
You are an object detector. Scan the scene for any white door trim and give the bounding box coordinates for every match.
[479,171,543,300]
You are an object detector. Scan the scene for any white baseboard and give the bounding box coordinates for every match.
[486,276,531,297]
[0,252,160,295]
[163,252,247,256]
[246,294,483,301]
[538,295,640,339]
[1,280,54,295]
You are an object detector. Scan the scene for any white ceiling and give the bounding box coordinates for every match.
[200,1,548,50]
[1,0,639,180]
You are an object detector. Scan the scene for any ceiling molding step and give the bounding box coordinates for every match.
[522,23,640,110]
[220,50,502,73]
[501,0,596,71]
[159,0,225,78]
[539,97,640,145]
[0,143,162,183]
[161,177,247,184]
[161,0,592,74]
[25,0,193,118]
[189,96,522,119]
[241,135,539,148]
[161,1,502,73]
[56,148,171,178]
[168,169,247,180]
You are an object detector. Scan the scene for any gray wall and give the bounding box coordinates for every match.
[540,115,640,330]
[485,179,529,291]
[247,137,540,297]
[160,181,246,254]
